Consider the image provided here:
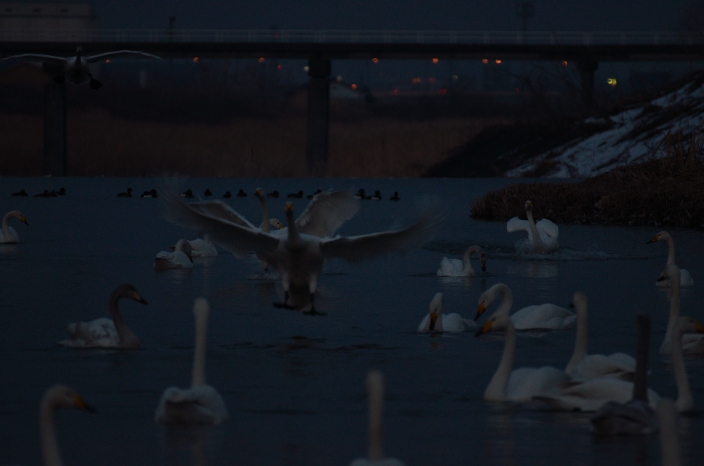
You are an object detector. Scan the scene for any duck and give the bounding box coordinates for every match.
[204,189,212,196]
[390,191,400,201]
[155,298,229,425]
[35,189,57,198]
[11,189,28,197]
[163,194,443,313]
[154,239,193,269]
[1,46,160,89]
[180,189,194,199]
[0,210,28,243]
[222,190,232,198]
[589,313,657,435]
[476,314,571,402]
[349,371,406,466]
[437,245,486,277]
[475,283,575,331]
[307,189,322,199]
[506,200,559,253]
[236,189,247,197]
[267,190,279,198]
[57,187,66,196]
[117,188,132,198]
[39,385,95,466]
[659,263,704,354]
[565,291,636,381]
[647,231,694,287]
[141,189,158,198]
[355,189,369,200]
[417,292,475,333]
[287,190,304,198]
[370,190,382,200]
[59,283,148,349]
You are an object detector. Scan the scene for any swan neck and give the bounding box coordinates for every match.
[40,396,63,466]
[485,323,515,400]
[461,249,475,275]
[632,314,651,402]
[665,236,676,266]
[665,278,682,346]
[191,309,209,388]
[285,209,298,241]
[368,385,384,461]
[258,196,270,233]
[658,400,681,466]
[496,285,513,317]
[672,325,692,411]
[566,302,588,373]
[1,211,10,233]
[108,294,129,343]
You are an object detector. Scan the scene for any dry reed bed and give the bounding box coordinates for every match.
[471,133,704,230]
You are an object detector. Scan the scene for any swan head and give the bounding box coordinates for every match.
[524,200,533,212]
[113,283,148,305]
[255,188,265,199]
[428,293,443,331]
[571,291,587,309]
[647,231,670,244]
[285,202,294,213]
[42,385,95,413]
[175,239,193,262]
[269,218,284,229]
[676,316,704,335]
[475,314,511,337]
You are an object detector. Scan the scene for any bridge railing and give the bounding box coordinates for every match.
[0,29,700,45]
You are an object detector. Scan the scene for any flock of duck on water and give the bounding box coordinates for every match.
[1,191,696,465]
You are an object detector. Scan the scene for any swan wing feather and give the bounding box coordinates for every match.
[87,50,161,62]
[179,199,257,229]
[295,189,360,237]
[1,53,66,64]
[155,385,229,425]
[511,304,575,330]
[506,366,570,402]
[536,218,559,239]
[437,257,463,276]
[506,217,529,233]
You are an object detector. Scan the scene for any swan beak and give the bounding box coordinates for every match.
[429,311,437,331]
[132,291,148,305]
[475,320,493,337]
[20,215,28,225]
[475,302,486,321]
[656,272,667,282]
[71,393,96,413]
[276,221,284,229]
[646,235,659,244]
[285,202,294,212]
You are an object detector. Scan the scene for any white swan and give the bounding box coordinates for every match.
[187,235,218,257]
[0,210,28,243]
[647,231,694,287]
[59,284,147,349]
[476,314,570,402]
[154,239,193,269]
[1,46,160,89]
[417,292,476,333]
[657,399,682,466]
[659,263,704,354]
[506,200,559,253]
[40,385,95,466]
[590,313,657,435]
[164,193,443,313]
[436,245,486,277]
[668,316,704,412]
[155,298,229,424]
[349,371,406,466]
[565,291,636,381]
[476,283,575,331]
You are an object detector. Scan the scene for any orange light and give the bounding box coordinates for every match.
[412,77,422,84]
[495,59,502,64]
[561,60,568,66]
[431,57,439,64]
[258,57,265,63]
[105,59,111,64]
[372,57,379,63]
[481,58,488,64]
[351,83,358,89]
[193,56,199,63]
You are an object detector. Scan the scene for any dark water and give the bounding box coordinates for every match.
[1,177,703,466]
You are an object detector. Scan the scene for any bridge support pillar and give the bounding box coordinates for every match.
[43,79,67,176]
[306,58,331,177]
[577,59,598,117]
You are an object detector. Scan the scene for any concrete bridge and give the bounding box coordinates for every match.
[2,29,703,176]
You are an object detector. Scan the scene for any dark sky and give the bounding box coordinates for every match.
[93,0,690,32]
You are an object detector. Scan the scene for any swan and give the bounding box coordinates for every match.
[155,298,229,424]
[590,313,657,435]
[657,399,681,466]
[59,283,148,349]
[164,193,443,313]
[647,231,694,287]
[565,291,636,381]
[475,314,571,402]
[436,245,486,277]
[154,239,193,269]
[476,283,575,331]
[0,210,28,243]
[349,371,406,466]
[39,385,95,466]
[1,46,160,89]
[186,235,218,257]
[659,263,704,354]
[417,292,476,333]
[506,200,559,253]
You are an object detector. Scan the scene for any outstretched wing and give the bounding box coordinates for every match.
[536,218,559,239]
[161,190,278,258]
[182,199,257,230]
[319,210,444,262]
[295,189,360,237]
[87,50,161,62]
[1,53,66,64]
[506,216,529,233]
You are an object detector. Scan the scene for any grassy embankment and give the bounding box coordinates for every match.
[471,132,704,230]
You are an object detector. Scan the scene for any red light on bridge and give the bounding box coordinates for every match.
[351,83,358,89]
[372,57,379,63]
[193,57,199,63]
[481,58,488,64]
[495,59,502,64]
[431,57,439,64]
[105,59,111,64]
[258,57,265,63]
[277,64,283,70]
[561,60,569,66]
[438,89,447,95]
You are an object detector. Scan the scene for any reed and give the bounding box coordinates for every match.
[471,131,704,230]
